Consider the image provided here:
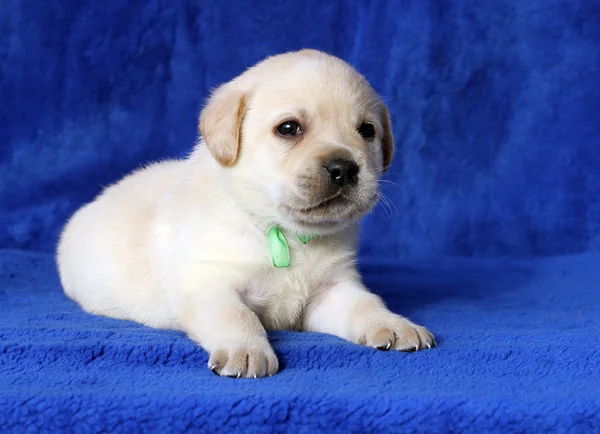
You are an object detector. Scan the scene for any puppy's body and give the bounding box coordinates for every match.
[58,50,435,378]
[59,148,356,331]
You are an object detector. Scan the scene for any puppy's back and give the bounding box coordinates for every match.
[57,160,184,328]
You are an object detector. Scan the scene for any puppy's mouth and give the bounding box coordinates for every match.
[280,191,379,229]
[294,191,345,212]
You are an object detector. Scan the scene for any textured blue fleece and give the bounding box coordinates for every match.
[2,0,600,258]
[1,251,599,432]
[1,0,600,432]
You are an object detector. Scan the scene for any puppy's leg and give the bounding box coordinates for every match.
[303,279,435,351]
[175,269,278,378]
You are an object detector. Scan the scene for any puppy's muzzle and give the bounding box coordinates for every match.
[323,158,359,187]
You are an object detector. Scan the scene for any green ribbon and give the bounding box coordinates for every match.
[268,226,319,268]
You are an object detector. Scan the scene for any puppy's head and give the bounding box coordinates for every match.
[198,50,394,235]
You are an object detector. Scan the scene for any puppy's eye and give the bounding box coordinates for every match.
[277,121,302,137]
[358,123,375,140]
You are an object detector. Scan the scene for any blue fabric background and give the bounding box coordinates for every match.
[1,1,599,432]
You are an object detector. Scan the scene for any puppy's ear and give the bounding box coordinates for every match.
[380,105,395,173]
[199,85,247,167]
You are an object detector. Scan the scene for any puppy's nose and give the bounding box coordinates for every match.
[324,158,359,187]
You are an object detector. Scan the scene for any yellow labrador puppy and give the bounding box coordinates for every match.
[57,50,435,378]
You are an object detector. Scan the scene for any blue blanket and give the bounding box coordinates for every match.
[2,251,599,432]
[1,0,599,432]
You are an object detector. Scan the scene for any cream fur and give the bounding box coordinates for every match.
[57,50,435,378]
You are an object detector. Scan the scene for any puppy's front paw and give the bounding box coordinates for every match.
[208,344,279,378]
[359,316,436,352]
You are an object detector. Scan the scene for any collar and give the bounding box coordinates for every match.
[268,226,319,268]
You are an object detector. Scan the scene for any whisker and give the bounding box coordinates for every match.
[380,193,395,217]
[378,179,400,187]
[374,163,396,173]
[375,192,392,218]
[380,191,399,216]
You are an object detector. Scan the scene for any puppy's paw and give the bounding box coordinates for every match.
[359,316,436,352]
[208,344,279,378]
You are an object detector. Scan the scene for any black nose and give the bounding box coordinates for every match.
[324,158,359,187]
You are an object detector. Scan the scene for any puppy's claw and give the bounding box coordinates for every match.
[376,341,392,351]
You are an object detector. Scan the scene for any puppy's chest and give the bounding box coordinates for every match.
[240,241,330,330]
